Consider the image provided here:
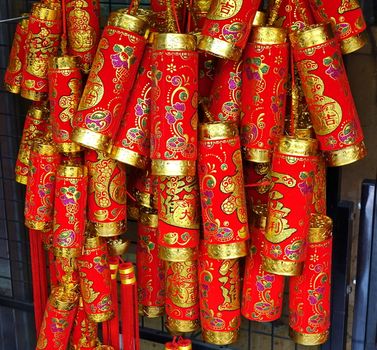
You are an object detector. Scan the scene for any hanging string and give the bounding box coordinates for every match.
[126,190,137,202]
[128,0,141,15]
[267,0,283,26]
[183,0,199,33]
[244,180,271,188]
[61,0,68,55]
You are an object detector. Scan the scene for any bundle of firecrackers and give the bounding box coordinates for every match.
[4,0,368,347]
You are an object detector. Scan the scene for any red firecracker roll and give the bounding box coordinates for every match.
[4,15,29,94]
[198,0,262,60]
[53,164,88,258]
[48,56,83,153]
[21,2,62,101]
[137,208,165,317]
[308,0,366,54]
[36,286,79,350]
[312,154,327,215]
[55,256,79,287]
[241,27,289,163]
[66,0,101,73]
[165,260,200,333]
[290,23,366,167]
[150,33,198,177]
[25,140,60,231]
[198,53,216,105]
[110,41,153,169]
[85,150,127,237]
[276,0,315,30]
[72,10,149,152]
[198,242,241,345]
[198,122,249,259]
[262,136,318,276]
[241,205,285,322]
[158,176,200,261]
[77,236,114,322]
[289,214,333,345]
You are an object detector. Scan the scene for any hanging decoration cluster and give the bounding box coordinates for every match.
[4,0,368,347]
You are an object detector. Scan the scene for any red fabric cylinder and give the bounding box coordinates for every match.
[55,256,79,287]
[198,53,216,105]
[4,16,29,94]
[36,286,79,350]
[165,260,200,333]
[198,242,241,345]
[290,23,366,167]
[157,175,200,261]
[308,0,366,54]
[15,102,50,185]
[110,43,153,169]
[106,257,120,350]
[137,208,165,317]
[262,136,318,276]
[198,0,262,60]
[150,33,198,177]
[66,0,101,74]
[85,150,127,237]
[20,3,62,101]
[276,0,315,30]
[241,27,289,163]
[52,164,88,258]
[198,122,249,259]
[70,297,98,349]
[241,205,285,322]
[77,236,114,322]
[48,56,83,153]
[312,155,327,215]
[25,141,60,231]
[289,214,333,345]
[208,59,242,124]
[72,11,149,152]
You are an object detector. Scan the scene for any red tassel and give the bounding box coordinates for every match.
[106,257,120,349]
[119,262,139,350]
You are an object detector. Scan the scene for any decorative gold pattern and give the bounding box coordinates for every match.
[243,147,270,163]
[324,141,367,167]
[108,10,150,38]
[140,210,158,228]
[110,146,149,169]
[143,306,165,318]
[251,27,287,44]
[159,246,198,261]
[166,317,200,333]
[262,256,303,276]
[72,127,112,152]
[57,164,88,178]
[309,214,333,243]
[340,32,367,55]
[32,3,61,21]
[106,237,130,256]
[202,329,239,345]
[290,23,334,49]
[88,310,114,323]
[91,221,126,237]
[50,286,79,311]
[153,33,197,51]
[15,174,28,185]
[20,89,47,102]
[289,329,329,345]
[207,241,247,259]
[198,36,242,61]
[25,219,51,231]
[199,121,238,140]
[151,160,196,176]
[53,246,82,258]
[49,56,80,70]
[277,136,318,157]
[32,141,57,156]
[58,142,82,154]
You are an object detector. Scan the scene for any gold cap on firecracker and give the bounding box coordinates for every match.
[276,136,318,157]
[153,33,197,51]
[198,35,242,61]
[202,329,239,345]
[199,121,238,141]
[106,236,130,256]
[324,140,367,167]
[166,317,200,334]
[262,256,303,276]
[341,31,368,55]
[108,10,150,39]
[49,55,80,70]
[251,26,287,44]
[289,328,329,346]
[308,214,333,244]
[289,22,334,49]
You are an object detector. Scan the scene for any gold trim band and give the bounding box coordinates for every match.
[53,247,82,258]
[71,127,112,152]
[140,210,158,228]
[153,33,196,51]
[202,329,239,345]
[58,142,82,154]
[4,83,21,94]
[110,146,149,169]
[91,221,126,237]
[151,159,196,176]
[136,191,152,208]
[289,328,329,345]
[243,147,270,163]
[309,214,332,243]
[50,287,79,311]
[262,256,303,276]
[340,31,367,55]
[108,10,149,38]
[324,141,367,167]
[32,141,57,156]
[25,219,51,231]
[88,310,114,323]
[207,241,247,259]
[277,136,318,157]
[289,23,334,49]
[57,164,87,178]
[32,3,61,21]
[251,27,287,44]
[15,174,28,185]
[158,246,198,262]
[166,317,200,333]
[143,306,165,318]
[198,36,242,61]
[20,89,47,102]
[49,56,80,70]
[199,121,238,141]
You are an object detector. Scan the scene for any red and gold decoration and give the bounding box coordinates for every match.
[165,260,200,333]
[241,27,289,163]
[77,236,114,323]
[308,0,367,54]
[53,164,88,258]
[21,2,62,101]
[289,214,333,345]
[198,0,263,60]
[137,208,165,317]
[198,242,241,345]
[150,33,198,176]
[290,23,366,167]
[276,0,315,29]
[242,205,285,322]
[158,175,200,261]
[66,0,101,73]
[72,10,149,152]
[85,150,127,237]
[4,15,29,94]
[198,122,249,259]
[48,55,83,153]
